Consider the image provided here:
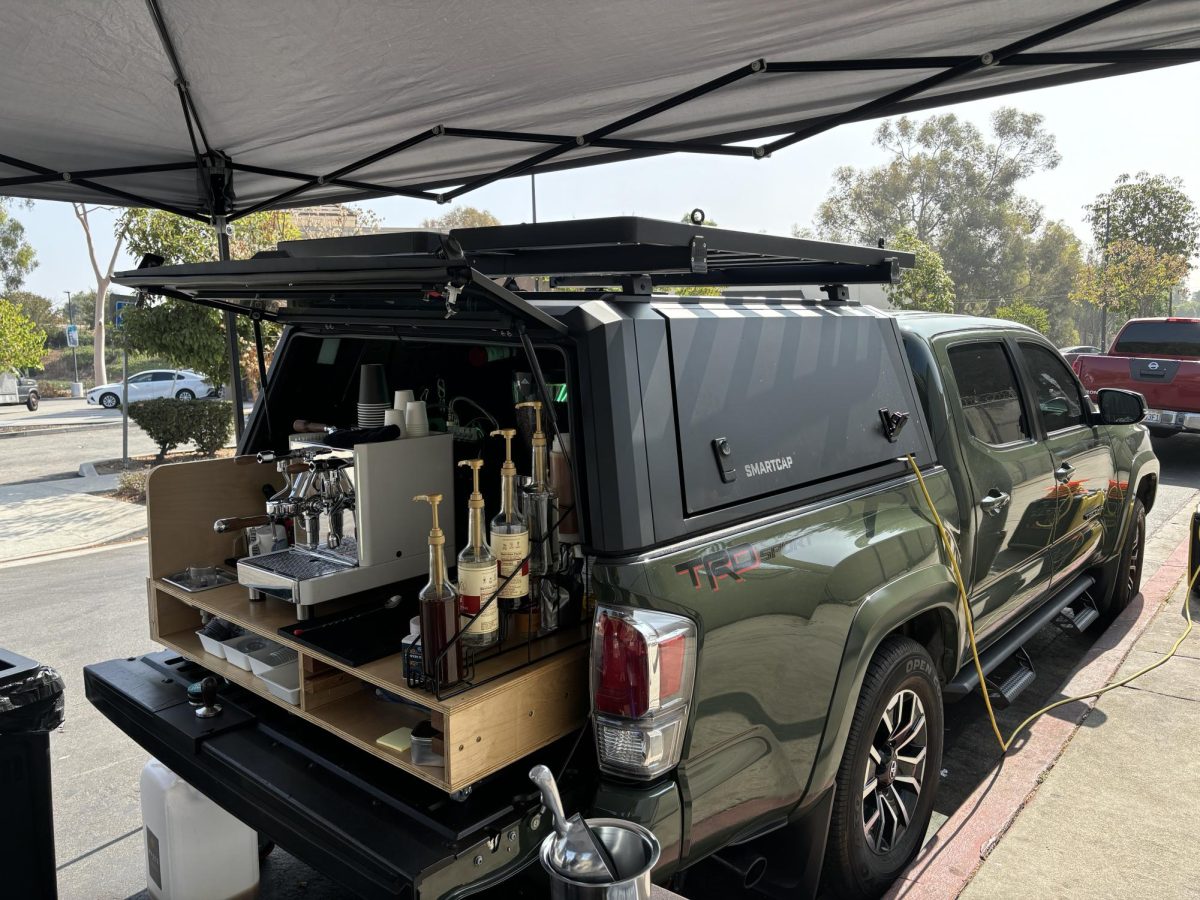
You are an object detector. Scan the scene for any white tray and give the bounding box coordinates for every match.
[221,634,272,671]
[195,631,227,659]
[248,643,298,676]
[258,662,300,706]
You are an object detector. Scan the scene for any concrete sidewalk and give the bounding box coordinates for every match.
[0,474,146,562]
[963,575,1199,898]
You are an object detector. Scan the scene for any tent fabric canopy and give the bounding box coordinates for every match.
[2,0,1199,221]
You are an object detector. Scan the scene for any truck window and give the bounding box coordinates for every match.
[1018,342,1086,432]
[1112,320,1200,357]
[947,342,1029,446]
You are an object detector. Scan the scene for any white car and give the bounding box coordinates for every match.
[87,369,216,409]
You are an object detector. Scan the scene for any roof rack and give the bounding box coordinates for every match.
[273,216,914,289]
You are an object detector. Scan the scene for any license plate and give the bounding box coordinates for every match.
[1144,411,1161,424]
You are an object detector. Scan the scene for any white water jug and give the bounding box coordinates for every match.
[140,758,259,899]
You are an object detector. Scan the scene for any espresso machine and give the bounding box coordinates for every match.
[215,434,455,619]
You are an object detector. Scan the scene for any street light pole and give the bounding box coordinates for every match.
[64,290,78,384]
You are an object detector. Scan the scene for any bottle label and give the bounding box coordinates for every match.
[459,561,500,635]
[492,531,530,599]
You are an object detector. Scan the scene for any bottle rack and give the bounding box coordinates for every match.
[144,455,589,793]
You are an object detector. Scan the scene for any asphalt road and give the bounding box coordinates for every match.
[1,542,343,900]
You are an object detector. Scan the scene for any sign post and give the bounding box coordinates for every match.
[114,300,132,469]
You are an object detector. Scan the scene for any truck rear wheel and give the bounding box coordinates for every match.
[823,636,943,899]
[1098,498,1145,624]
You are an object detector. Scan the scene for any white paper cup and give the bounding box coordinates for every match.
[394,389,415,410]
[384,408,406,435]
[405,400,428,431]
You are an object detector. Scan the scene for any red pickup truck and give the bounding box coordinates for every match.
[1074,317,1200,437]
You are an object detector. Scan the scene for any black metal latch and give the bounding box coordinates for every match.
[711,436,736,483]
[879,408,909,443]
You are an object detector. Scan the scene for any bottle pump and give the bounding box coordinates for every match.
[456,459,500,649]
[515,400,565,631]
[489,429,530,614]
[414,493,463,687]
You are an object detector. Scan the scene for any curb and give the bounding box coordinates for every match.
[79,461,99,477]
[885,535,1191,900]
[0,421,122,440]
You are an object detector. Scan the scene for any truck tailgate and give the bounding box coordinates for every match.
[84,653,566,899]
[1074,354,1200,414]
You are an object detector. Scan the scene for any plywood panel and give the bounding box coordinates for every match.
[445,646,588,790]
[146,456,283,581]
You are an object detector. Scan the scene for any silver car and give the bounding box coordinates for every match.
[86,369,216,409]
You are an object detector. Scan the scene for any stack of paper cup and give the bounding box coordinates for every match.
[394,389,415,410]
[357,364,390,427]
[405,401,429,437]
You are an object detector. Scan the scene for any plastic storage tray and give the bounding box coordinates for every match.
[247,643,298,676]
[221,634,272,671]
[195,631,227,659]
[257,663,300,706]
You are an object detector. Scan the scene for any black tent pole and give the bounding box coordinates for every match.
[216,222,246,441]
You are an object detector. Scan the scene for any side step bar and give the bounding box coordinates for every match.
[944,573,1095,701]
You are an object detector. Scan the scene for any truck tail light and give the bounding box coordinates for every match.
[591,606,697,780]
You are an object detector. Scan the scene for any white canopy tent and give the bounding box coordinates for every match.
[2,0,1198,222]
[3,0,1197,432]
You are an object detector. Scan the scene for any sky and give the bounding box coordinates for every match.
[11,61,1200,306]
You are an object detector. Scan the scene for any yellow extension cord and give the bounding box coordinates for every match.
[905,454,1197,753]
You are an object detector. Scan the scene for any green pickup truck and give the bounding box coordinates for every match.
[85,218,1156,899]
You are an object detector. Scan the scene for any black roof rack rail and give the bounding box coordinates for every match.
[274,216,914,288]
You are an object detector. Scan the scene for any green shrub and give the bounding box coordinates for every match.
[189,401,235,455]
[127,398,234,459]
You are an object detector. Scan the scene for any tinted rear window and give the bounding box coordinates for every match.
[1113,321,1200,357]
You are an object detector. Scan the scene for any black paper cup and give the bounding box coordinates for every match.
[358,364,388,405]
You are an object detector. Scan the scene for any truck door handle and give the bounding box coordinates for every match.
[1054,461,1075,483]
[980,490,1010,516]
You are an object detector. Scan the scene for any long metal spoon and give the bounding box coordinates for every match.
[529,764,617,882]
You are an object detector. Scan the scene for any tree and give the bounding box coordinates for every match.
[1,290,61,333]
[1015,220,1085,345]
[883,229,955,312]
[1070,240,1190,324]
[73,204,128,387]
[814,108,1059,310]
[118,209,300,391]
[994,299,1050,334]
[0,297,46,370]
[0,199,37,292]
[1084,172,1199,268]
[420,206,500,230]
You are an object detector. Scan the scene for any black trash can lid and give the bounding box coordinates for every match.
[0,662,66,735]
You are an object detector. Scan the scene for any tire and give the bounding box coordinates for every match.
[25,391,38,411]
[1098,498,1145,623]
[823,636,943,900]
[99,392,120,409]
[1148,427,1176,440]
[175,388,196,401]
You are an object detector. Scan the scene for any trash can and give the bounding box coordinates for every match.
[0,647,65,900]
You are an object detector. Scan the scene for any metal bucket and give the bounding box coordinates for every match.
[540,818,661,900]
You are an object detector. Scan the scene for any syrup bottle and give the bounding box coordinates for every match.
[413,493,463,688]
[489,428,530,617]
[456,459,500,649]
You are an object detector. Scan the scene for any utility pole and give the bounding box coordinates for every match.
[63,291,79,384]
[1099,205,1111,350]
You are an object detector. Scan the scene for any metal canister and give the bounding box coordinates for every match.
[540,819,661,900]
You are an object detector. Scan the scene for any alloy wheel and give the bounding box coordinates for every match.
[862,688,927,854]
[1127,518,1142,596]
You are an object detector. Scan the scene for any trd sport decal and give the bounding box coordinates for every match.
[674,543,761,591]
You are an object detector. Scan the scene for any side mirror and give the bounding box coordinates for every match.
[1097,388,1146,425]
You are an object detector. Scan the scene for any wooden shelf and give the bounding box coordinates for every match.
[145,456,590,793]
[158,627,301,715]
